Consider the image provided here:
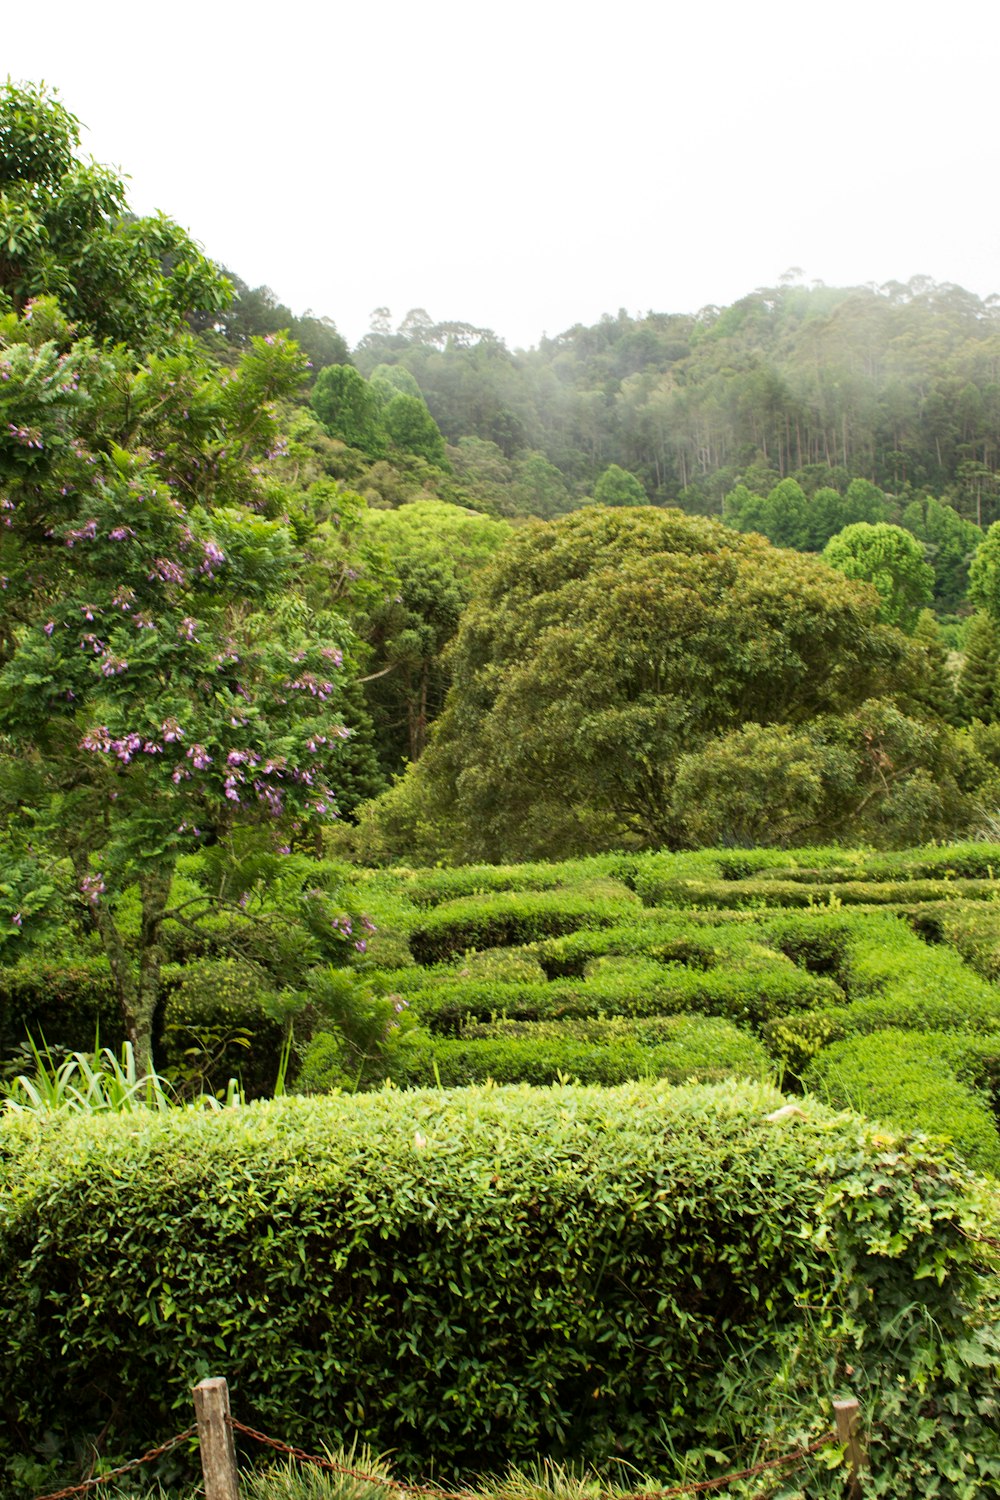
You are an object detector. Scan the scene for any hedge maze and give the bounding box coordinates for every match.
[338,843,1000,1175]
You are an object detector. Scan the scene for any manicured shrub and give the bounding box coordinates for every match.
[0,955,121,1057]
[405,962,843,1036]
[381,1016,770,1089]
[398,857,630,908]
[2,1083,998,1496]
[408,886,640,965]
[641,876,1000,910]
[804,1030,1000,1175]
[160,958,290,1098]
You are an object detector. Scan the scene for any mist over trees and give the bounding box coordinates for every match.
[350,281,1000,529]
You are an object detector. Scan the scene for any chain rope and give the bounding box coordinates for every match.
[31,1426,197,1500]
[229,1416,837,1500]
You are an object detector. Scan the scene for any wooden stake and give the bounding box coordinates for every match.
[194,1376,240,1500]
[833,1396,865,1498]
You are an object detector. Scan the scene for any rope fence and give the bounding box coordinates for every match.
[30,1377,866,1500]
[31,1427,197,1500]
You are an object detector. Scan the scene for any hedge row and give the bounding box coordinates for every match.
[398,962,844,1036]
[0,955,121,1057]
[375,1017,771,1090]
[637,876,1000,910]
[2,1083,998,1496]
[804,1030,1000,1175]
[408,883,641,964]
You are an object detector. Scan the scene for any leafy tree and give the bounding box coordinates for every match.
[956,611,1000,723]
[671,701,969,849]
[365,509,918,860]
[191,270,350,374]
[310,364,386,458]
[369,363,423,403]
[593,464,647,506]
[761,478,810,549]
[0,308,358,1062]
[383,392,449,467]
[0,81,227,350]
[671,724,826,847]
[901,496,982,614]
[967,520,1000,624]
[822,523,934,633]
[354,501,510,766]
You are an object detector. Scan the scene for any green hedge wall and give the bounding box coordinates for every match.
[0,956,121,1057]
[2,1083,999,1496]
[379,1016,770,1089]
[804,1030,1000,1175]
[408,886,641,963]
[404,963,844,1036]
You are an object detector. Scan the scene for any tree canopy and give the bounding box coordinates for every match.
[0,80,228,350]
[365,507,950,861]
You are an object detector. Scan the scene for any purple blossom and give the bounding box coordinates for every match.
[43,620,55,636]
[161,717,184,742]
[149,558,185,585]
[65,519,97,547]
[11,912,22,928]
[178,617,198,641]
[109,526,136,542]
[79,872,106,907]
[186,743,212,770]
[200,540,225,576]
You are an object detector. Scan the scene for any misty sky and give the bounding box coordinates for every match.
[8,0,1000,350]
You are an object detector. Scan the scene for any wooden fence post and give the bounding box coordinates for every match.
[194,1376,240,1500]
[833,1396,866,1498]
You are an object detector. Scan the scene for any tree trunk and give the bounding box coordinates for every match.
[76,856,176,1071]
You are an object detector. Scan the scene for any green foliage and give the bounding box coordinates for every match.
[310,365,387,459]
[2,1082,997,1495]
[408,883,639,964]
[591,466,647,506]
[161,957,289,1098]
[367,508,919,861]
[804,1030,1000,1174]
[0,954,120,1057]
[382,1016,769,1088]
[0,82,228,350]
[383,393,448,467]
[822,523,934,632]
[2,1040,175,1114]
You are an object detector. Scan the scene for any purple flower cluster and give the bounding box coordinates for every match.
[201,540,225,577]
[64,519,97,547]
[149,557,185,585]
[79,872,106,906]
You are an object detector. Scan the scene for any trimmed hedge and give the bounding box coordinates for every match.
[380,1017,770,1089]
[0,956,121,1057]
[403,963,844,1036]
[2,1083,999,1496]
[160,957,291,1098]
[639,876,1000,910]
[804,1030,1000,1175]
[408,884,640,964]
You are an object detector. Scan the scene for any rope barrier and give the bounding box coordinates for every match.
[228,1415,838,1499]
[31,1426,197,1500]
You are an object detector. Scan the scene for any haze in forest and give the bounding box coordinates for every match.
[7,0,1000,351]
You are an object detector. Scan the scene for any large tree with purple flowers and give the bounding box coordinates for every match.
[0,296,359,1061]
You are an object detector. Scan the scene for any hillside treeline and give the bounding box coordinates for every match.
[343,280,1000,520]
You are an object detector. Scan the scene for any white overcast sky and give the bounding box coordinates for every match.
[7,0,1000,351]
